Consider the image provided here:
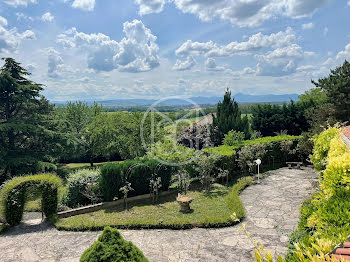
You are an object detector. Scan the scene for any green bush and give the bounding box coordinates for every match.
[0,174,62,226]
[37,162,57,173]
[100,160,173,201]
[223,130,245,146]
[310,127,339,171]
[205,135,300,157]
[285,228,309,262]
[64,169,101,207]
[80,226,148,262]
[286,127,350,261]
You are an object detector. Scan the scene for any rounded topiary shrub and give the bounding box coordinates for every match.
[0,174,62,226]
[64,168,101,207]
[80,226,148,262]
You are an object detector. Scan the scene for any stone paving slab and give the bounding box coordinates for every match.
[0,167,318,262]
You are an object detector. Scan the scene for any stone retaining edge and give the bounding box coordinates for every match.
[57,191,175,219]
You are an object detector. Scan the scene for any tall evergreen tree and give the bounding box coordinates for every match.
[0,58,53,179]
[210,88,250,145]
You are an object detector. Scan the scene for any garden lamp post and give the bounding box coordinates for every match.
[255,159,261,183]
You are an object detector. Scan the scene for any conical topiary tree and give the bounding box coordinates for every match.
[80,227,148,262]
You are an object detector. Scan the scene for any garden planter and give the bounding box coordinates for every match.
[176,195,193,213]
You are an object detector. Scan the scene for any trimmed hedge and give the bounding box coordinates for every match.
[0,174,62,226]
[204,135,300,156]
[204,135,300,182]
[100,160,174,201]
[80,226,148,262]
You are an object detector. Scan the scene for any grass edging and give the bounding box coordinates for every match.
[55,177,254,231]
[0,223,9,234]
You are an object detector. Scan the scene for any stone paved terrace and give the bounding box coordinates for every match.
[0,167,318,262]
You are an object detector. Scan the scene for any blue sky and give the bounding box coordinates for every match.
[1,0,350,101]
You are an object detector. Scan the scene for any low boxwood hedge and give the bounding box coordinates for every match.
[0,174,63,226]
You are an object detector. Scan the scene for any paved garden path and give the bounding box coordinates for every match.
[0,167,318,262]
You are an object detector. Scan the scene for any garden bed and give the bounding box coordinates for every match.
[55,178,252,231]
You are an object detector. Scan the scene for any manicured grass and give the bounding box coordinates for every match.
[62,161,122,169]
[24,198,41,212]
[55,178,253,231]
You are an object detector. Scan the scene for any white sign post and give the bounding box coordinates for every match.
[255,159,261,183]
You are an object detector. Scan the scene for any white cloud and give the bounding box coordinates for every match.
[136,0,333,27]
[302,22,314,30]
[324,27,329,36]
[26,63,36,73]
[176,27,296,58]
[205,58,225,71]
[135,0,166,15]
[20,30,36,40]
[322,57,333,65]
[256,44,310,76]
[284,0,333,18]
[16,12,34,21]
[348,0,350,6]
[41,12,54,22]
[72,0,95,11]
[57,20,160,73]
[47,48,64,78]
[173,56,196,71]
[0,20,35,53]
[2,0,36,7]
[0,16,7,26]
[175,40,217,57]
[336,43,350,60]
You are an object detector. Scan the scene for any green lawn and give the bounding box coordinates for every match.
[55,178,253,231]
[24,198,42,212]
[62,161,122,169]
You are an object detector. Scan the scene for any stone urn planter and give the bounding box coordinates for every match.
[176,195,193,213]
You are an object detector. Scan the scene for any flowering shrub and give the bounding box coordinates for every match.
[284,127,350,261]
[310,127,339,171]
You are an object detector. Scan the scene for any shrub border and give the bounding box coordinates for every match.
[55,176,254,231]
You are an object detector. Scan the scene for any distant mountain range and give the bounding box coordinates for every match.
[53,93,299,106]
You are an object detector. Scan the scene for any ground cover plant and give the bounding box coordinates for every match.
[55,177,253,231]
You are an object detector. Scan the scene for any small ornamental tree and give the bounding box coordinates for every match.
[176,168,190,195]
[119,181,133,210]
[149,176,162,204]
[196,153,220,193]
